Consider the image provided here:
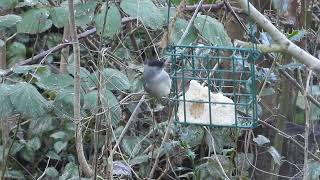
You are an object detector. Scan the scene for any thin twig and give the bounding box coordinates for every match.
[148,103,174,179]
[177,0,204,46]
[110,95,146,156]
[204,127,231,180]
[36,157,51,180]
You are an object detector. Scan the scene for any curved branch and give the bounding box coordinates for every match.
[68,0,92,177]
[236,0,320,72]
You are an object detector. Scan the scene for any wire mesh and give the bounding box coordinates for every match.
[168,45,259,128]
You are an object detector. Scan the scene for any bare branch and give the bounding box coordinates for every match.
[236,0,320,72]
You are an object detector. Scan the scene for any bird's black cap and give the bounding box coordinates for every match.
[147,60,165,68]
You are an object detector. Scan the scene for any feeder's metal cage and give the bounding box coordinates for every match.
[168,45,259,128]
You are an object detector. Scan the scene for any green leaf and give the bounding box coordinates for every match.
[16,0,46,7]
[10,142,24,155]
[94,4,121,38]
[53,89,76,119]
[0,14,21,30]
[17,8,52,34]
[49,7,68,28]
[46,150,61,160]
[60,162,79,179]
[259,88,275,96]
[88,68,131,90]
[131,75,144,93]
[0,0,19,9]
[29,115,54,135]
[120,0,165,30]
[45,167,59,177]
[129,155,149,166]
[235,152,254,171]
[171,18,197,45]
[26,137,41,151]
[45,33,62,48]
[267,146,282,165]
[288,29,308,42]
[36,73,74,90]
[121,136,141,157]
[83,90,122,125]
[0,84,14,118]
[253,135,270,146]
[7,42,26,68]
[20,147,35,162]
[180,126,204,147]
[75,2,97,28]
[4,170,25,180]
[50,131,67,140]
[114,47,132,60]
[10,82,50,118]
[54,141,67,153]
[67,66,91,79]
[13,65,46,74]
[194,15,232,46]
[307,160,320,180]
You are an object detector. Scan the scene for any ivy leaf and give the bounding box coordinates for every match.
[4,170,25,179]
[10,82,50,118]
[49,7,68,28]
[0,0,19,9]
[94,4,121,38]
[17,8,52,34]
[120,0,165,30]
[0,84,14,118]
[121,136,141,157]
[50,131,67,140]
[53,89,75,119]
[28,116,55,135]
[75,2,97,28]
[171,18,197,45]
[7,42,26,68]
[45,167,59,177]
[60,162,79,179]
[129,155,149,166]
[46,150,61,160]
[26,137,41,151]
[83,89,122,125]
[180,126,204,147]
[267,146,282,165]
[20,147,35,162]
[54,141,67,153]
[194,15,232,46]
[253,135,270,146]
[0,14,21,30]
[13,65,46,74]
[36,73,74,90]
[88,68,131,90]
[307,160,320,180]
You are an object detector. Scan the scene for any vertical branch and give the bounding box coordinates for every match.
[301,70,312,179]
[0,32,6,69]
[60,22,70,74]
[67,0,93,177]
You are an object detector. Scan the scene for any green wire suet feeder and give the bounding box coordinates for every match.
[167,1,260,129]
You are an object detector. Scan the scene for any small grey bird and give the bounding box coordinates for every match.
[143,60,172,99]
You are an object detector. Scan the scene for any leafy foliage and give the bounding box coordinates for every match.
[120,0,165,29]
[17,8,52,34]
[10,82,50,118]
[94,4,122,38]
[194,14,232,46]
